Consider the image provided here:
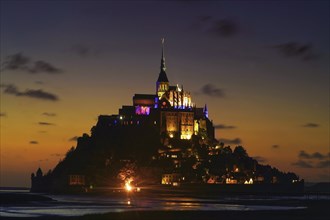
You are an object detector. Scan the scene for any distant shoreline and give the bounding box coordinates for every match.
[0,187,30,191]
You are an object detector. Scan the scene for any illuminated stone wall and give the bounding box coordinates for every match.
[160,110,194,140]
[165,112,179,136]
[179,112,194,139]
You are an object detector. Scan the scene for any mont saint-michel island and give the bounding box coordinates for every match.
[2,1,329,219]
[31,41,303,194]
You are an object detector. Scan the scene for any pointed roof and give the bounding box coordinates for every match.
[203,104,209,118]
[36,167,43,177]
[157,72,169,82]
[204,104,208,112]
[157,38,169,82]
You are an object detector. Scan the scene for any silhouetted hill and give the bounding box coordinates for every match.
[31,115,301,193]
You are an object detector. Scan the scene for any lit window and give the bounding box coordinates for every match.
[135,106,150,115]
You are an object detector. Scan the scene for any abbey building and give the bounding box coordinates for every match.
[99,40,214,142]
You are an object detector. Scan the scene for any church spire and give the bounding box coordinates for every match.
[160,38,166,73]
[156,38,169,99]
[157,38,169,83]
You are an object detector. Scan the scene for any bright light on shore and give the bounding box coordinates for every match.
[125,182,132,192]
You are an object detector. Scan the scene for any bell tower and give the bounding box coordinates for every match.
[156,38,169,100]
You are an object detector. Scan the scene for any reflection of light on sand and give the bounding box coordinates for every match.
[164,202,201,209]
[0,206,116,217]
[0,193,312,217]
[0,212,40,218]
[0,204,307,217]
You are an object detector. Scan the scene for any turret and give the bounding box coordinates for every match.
[203,104,209,118]
[36,167,43,177]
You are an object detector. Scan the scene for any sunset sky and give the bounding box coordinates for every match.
[0,0,329,187]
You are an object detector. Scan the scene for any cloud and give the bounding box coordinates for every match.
[38,122,55,126]
[194,16,239,38]
[214,124,236,129]
[23,89,58,101]
[0,53,30,71]
[253,156,267,163]
[69,44,103,58]
[35,81,44,85]
[29,141,39,144]
[29,60,62,74]
[218,138,242,145]
[316,160,330,168]
[42,112,57,117]
[272,145,279,149]
[71,44,91,57]
[198,15,213,22]
[209,19,239,37]
[1,84,59,101]
[298,150,310,159]
[293,150,329,169]
[302,123,319,128]
[311,152,328,160]
[0,112,6,117]
[1,53,62,74]
[292,160,314,168]
[200,84,225,98]
[299,150,328,160]
[68,136,79,142]
[272,42,319,61]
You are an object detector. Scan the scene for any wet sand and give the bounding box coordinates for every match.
[1,207,329,220]
[77,205,329,220]
[1,193,329,220]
